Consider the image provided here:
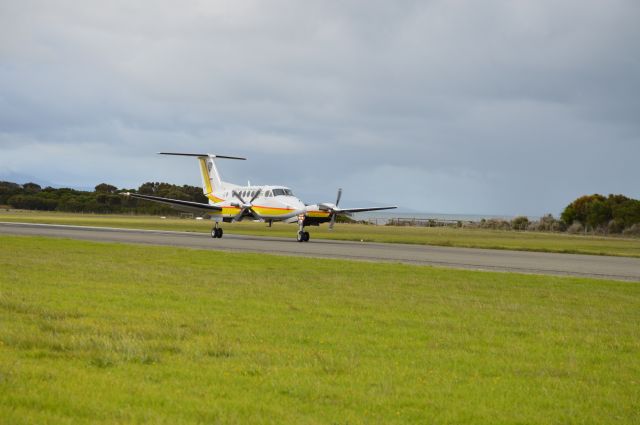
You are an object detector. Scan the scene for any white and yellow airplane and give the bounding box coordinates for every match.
[125,152,397,242]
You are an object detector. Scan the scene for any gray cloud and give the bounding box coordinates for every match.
[1,0,639,215]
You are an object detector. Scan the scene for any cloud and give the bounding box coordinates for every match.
[1,0,638,215]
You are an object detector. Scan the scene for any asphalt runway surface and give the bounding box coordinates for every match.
[1,221,639,281]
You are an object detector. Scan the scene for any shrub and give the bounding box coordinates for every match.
[612,199,640,228]
[623,224,640,236]
[561,194,607,226]
[527,214,564,232]
[511,216,530,231]
[480,218,511,230]
[567,222,584,234]
[607,219,625,234]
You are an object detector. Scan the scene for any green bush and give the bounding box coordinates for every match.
[562,194,640,232]
[511,216,530,231]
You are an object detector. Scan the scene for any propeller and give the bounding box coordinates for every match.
[231,189,263,222]
[329,188,343,230]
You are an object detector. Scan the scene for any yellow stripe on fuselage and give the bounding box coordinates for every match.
[207,194,224,203]
[208,205,330,218]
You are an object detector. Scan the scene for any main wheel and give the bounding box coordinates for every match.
[297,231,305,242]
[217,228,224,238]
[303,231,310,242]
[211,228,217,238]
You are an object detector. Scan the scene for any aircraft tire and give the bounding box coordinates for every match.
[297,231,305,242]
[303,232,310,242]
[217,228,223,238]
[211,229,217,238]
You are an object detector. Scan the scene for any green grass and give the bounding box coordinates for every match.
[2,209,640,258]
[1,235,639,424]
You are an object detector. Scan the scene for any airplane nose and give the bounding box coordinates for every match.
[288,198,305,210]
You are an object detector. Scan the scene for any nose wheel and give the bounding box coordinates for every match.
[211,224,223,239]
[297,216,310,242]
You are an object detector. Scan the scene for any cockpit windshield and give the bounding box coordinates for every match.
[272,188,294,197]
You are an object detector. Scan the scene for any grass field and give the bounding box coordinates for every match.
[1,235,639,424]
[2,209,640,258]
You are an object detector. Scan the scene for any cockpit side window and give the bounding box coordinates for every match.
[284,189,293,196]
[272,189,285,196]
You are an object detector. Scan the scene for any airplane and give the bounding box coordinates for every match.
[124,152,397,242]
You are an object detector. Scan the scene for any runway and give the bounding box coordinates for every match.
[1,221,639,281]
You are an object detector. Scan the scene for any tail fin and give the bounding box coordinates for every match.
[158,152,246,196]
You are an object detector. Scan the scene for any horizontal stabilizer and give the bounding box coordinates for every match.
[158,152,246,160]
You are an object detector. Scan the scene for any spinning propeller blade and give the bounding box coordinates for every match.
[329,188,343,230]
[249,189,262,204]
[231,189,263,222]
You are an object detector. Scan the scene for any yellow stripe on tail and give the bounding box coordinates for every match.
[199,158,214,195]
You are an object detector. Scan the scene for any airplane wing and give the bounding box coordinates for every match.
[124,193,222,215]
[313,188,397,228]
[335,206,397,214]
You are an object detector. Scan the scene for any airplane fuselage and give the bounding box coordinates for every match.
[205,185,331,224]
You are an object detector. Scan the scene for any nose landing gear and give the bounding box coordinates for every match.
[297,215,310,242]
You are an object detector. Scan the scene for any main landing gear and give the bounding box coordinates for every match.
[211,223,223,239]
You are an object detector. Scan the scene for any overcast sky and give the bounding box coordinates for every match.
[1,0,638,215]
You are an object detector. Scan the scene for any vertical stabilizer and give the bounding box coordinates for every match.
[198,156,222,196]
[158,152,246,198]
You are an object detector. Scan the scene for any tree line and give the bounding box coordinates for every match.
[471,194,640,235]
[1,181,639,235]
[0,181,207,216]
